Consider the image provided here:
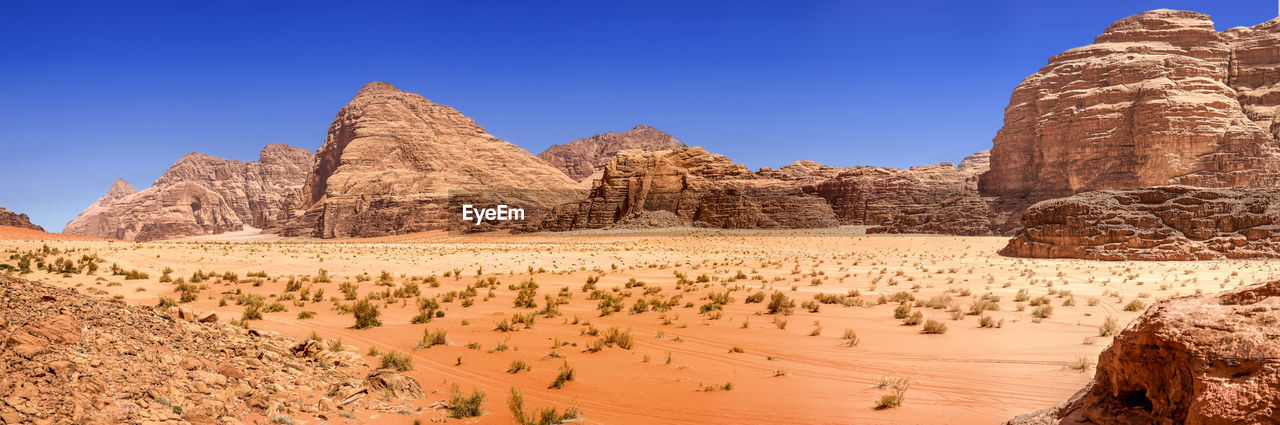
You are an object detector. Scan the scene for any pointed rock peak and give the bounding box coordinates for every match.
[632,124,656,131]
[108,179,137,197]
[259,143,312,164]
[356,81,403,96]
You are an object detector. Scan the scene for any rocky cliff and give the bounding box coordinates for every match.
[806,151,995,235]
[537,147,997,234]
[538,125,685,181]
[1006,277,1280,425]
[63,144,313,241]
[1001,186,1280,260]
[0,207,43,232]
[981,10,1280,231]
[543,147,840,231]
[280,82,583,238]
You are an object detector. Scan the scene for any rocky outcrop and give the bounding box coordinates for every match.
[980,10,1280,232]
[541,147,840,230]
[1007,277,1280,425]
[0,207,42,232]
[63,144,313,241]
[1001,186,1280,260]
[800,151,995,235]
[0,273,423,425]
[281,82,583,238]
[535,148,999,234]
[538,125,685,181]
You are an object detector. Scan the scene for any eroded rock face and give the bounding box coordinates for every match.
[0,206,43,231]
[804,151,995,235]
[1001,186,1280,260]
[980,10,1280,231]
[1008,278,1280,425]
[542,147,841,230]
[0,274,422,425]
[281,82,583,238]
[63,144,313,241]
[538,125,686,181]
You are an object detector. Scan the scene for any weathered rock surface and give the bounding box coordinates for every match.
[281,82,583,238]
[0,273,424,425]
[981,10,1280,232]
[541,147,841,230]
[535,148,998,234]
[1006,277,1280,425]
[1002,186,1280,260]
[63,144,313,241]
[0,207,42,232]
[804,151,996,235]
[538,125,685,181]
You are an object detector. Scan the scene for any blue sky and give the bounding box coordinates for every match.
[0,1,1274,231]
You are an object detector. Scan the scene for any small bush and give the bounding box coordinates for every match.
[767,291,795,315]
[447,384,486,418]
[921,319,947,334]
[1098,315,1119,337]
[352,299,382,329]
[1123,299,1146,312]
[507,359,531,373]
[380,350,413,371]
[548,361,576,389]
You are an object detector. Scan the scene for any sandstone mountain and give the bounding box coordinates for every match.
[536,147,994,233]
[541,147,840,230]
[537,125,686,181]
[1007,277,1280,425]
[806,151,994,235]
[0,206,43,232]
[0,273,420,424]
[981,10,1280,232]
[1001,186,1280,260]
[63,144,313,241]
[280,82,583,238]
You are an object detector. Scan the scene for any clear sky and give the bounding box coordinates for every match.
[1,1,1274,231]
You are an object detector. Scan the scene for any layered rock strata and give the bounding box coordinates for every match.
[1001,186,1280,260]
[538,125,686,181]
[280,82,583,238]
[63,144,312,241]
[981,10,1280,231]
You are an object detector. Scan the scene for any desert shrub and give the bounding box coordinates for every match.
[509,387,580,425]
[1031,305,1053,319]
[1067,357,1092,371]
[417,328,448,349]
[745,291,765,303]
[1098,315,1119,336]
[379,350,413,371]
[922,319,947,334]
[893,303,912,319]
[548,361,576,389]
[352,299,382,329]
[841,329,859,347]
[297,311,316,319]
[447,384,486,418]
[874,377,910,409]
[767,291,795,315]
[507,359,531,373]
[902,311,923,326]
[1123,299,1146,312]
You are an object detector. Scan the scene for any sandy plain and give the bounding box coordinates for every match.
[3,226,1275,425]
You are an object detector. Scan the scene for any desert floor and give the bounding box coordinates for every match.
[4,226,1275,425]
